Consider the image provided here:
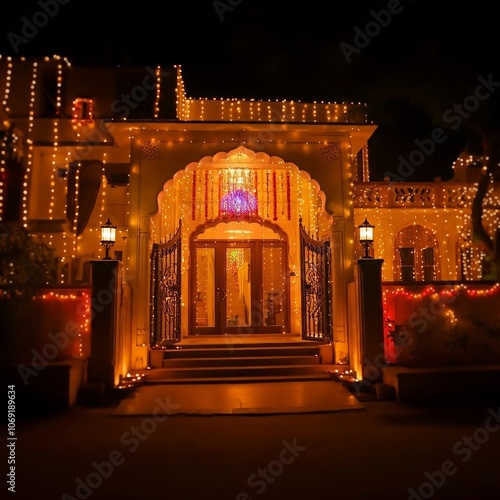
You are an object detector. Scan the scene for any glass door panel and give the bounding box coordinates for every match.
[191,239,288,335]
[262,245,285,327]
[195,247,215,327]
[225,247,251,327]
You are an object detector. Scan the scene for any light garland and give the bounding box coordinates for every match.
[173,65,367,123]
[35,290,90,358]
[48,62,63,223]
[71,98,94,129]
[383,282,500,301]
[353,176,499,281]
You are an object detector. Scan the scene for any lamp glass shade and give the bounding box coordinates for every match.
[100,219,116,244]
[358,218,374,242]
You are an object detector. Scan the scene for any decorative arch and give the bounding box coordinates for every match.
[150,146,333,245]
[190,215,288,243]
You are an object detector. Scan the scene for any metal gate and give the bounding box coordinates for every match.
[150,222,182,346]
[299,218,332,341]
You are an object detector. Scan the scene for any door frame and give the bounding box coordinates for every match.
[188,218,290,335]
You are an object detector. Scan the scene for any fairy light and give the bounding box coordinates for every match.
[71,97,94,129]
[48,62,63,222]
[7,54,499,352]
[99,153,107,258]
[172,67,366,123]
[2,56,13,114]
[35,290,90,358]
[72,163,80,259]
[153,66,162,118]
[21,60,39,227]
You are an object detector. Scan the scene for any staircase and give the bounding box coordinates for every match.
[144,340,341,384]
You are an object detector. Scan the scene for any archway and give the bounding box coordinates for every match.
[150,146,333,340]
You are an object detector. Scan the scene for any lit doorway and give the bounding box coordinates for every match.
[190,222,289,334]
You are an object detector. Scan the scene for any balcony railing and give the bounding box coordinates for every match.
[353,182,499,209]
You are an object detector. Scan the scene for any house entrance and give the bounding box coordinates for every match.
[190,222,289,335]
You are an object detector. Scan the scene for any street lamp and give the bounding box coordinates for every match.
[358,217,374,258]
[100,218,116,260]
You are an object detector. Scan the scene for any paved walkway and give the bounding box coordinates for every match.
[13,398,500,500]
[112,380,364,416]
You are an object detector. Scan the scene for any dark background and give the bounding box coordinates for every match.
[1,0,499,181]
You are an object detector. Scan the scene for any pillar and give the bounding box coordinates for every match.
[88,260,122,392]
[355,257,385,383]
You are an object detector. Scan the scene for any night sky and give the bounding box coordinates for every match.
[1,1,499,181]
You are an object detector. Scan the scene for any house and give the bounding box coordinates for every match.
[1,55,498,391]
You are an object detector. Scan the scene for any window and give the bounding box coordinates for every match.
[394,225,439,282]
[72,98,94,128]
[422,247,435,281]
[399,248,415,282]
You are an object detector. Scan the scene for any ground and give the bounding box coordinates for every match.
[7,385,500,500]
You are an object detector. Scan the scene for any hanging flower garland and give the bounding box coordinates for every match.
[272,171,278,221]
[286,171,291,220]
[192,170,197,220]
[204,171,209,219]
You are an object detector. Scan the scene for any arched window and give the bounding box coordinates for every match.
[394,225,440,282]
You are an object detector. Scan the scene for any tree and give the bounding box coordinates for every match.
[469,127,500,279]
[0,223,59,312]
[355,8,500,278]
[0,223,60,364]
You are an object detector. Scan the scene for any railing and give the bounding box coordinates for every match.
[353,182,499,209]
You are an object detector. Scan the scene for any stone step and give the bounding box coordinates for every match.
[145,363,331,381]
[161,345,322,359]
[163,355,322,368]
[142,373,334,385]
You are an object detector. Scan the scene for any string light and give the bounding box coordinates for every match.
[353,172,499,281]
[3,55,498,360]
[48,62,63,222]
[174,65,368,123]
[35,290,90,358]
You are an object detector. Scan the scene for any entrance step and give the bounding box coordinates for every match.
[146,341,343,384]
[163,355,321,368]
[160,345,323,360]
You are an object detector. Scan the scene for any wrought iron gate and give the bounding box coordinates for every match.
[299,219,332,341]
[150,223,182,346]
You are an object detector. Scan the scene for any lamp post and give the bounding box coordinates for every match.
[100,218,116,260]
[358,217,374,258]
